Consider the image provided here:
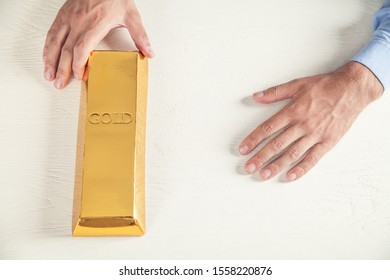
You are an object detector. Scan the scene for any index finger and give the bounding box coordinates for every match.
[43,13,63,59]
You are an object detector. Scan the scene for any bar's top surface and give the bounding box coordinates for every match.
[81,51,140,218]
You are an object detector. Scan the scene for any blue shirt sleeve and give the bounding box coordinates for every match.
[352,0,390,89]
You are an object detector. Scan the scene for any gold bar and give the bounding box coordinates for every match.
[72,51,148,236]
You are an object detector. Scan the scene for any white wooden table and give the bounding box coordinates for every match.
[1,0,389,259]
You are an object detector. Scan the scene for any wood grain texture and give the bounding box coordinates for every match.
[0,0,389,259]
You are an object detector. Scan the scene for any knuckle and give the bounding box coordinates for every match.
[56,67,67,77]
[287,78,302,91]
[288,148,301,160]
[307,151,319,165]
[260,122,274,136]
[46,31,62,48]
[88,11,102,26]
[61,46,73,56]
[44,56,55,66]
[44,61,55,70]
[48,36,59,46]
[270,139,284,152]
[246,134,258,146]
[46,30,56,42]
[46,28,56,38]
[287,102,304,115]
[300,119,316,131]
[74,9,84,18]
[74,40,85,51]
[323,138,336,147]
[268,163,280,174]
[253,153,266,166]
[265,86,277,97]
[296,165,307,175]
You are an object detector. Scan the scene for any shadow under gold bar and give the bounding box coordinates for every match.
[72,51,148,236]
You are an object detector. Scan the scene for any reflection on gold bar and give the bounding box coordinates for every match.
[72,51,148,237]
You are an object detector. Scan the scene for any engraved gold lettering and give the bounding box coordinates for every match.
[101,113,111,124]
[88,113,100,124]
[112,112,121,124]
[123,113,132,124]
[88,112,133,124]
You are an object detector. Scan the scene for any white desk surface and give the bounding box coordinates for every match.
[1,0,389,259]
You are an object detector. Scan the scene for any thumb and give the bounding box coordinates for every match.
[253,79,301,103]
[125,11,154,58]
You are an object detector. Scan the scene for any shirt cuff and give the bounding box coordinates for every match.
[352,39,390,89]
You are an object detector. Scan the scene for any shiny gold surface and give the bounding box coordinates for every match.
[72,51,148,237]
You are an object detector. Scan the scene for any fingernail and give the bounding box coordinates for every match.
[253,91,264,98]
[246,163,256,173]
[288,172,297,181]
[239,145,249,154]
[262,168,272,179]
[148,47,155,57]
[45,71,52,80]
[74,73,80,80]
[54,79,62,89]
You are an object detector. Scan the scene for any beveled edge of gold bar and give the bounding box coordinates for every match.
[73,218,145,237]
[79,216,136,228]
[72,80,87,234]
[72,50,148,237]
[133,52,148,234]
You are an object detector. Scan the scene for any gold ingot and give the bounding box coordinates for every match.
[72,51,148,236]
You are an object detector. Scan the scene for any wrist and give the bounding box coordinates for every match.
[336,62,383,105]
